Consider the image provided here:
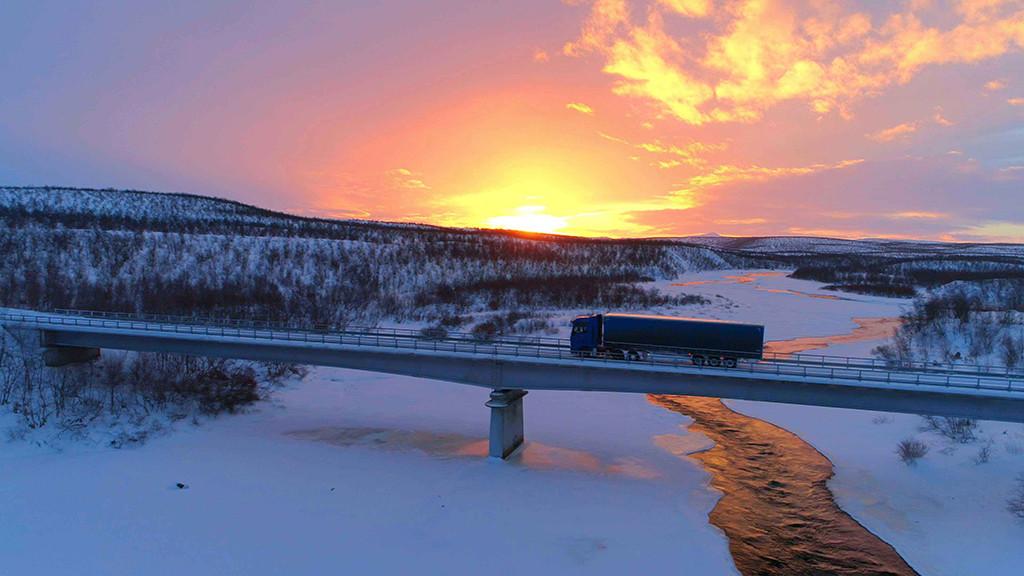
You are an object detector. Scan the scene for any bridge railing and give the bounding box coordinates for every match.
[2,308,1021,395]
[48,308,567,349]
[45,308,1024,379]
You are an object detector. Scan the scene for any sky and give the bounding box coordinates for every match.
[1,1,1022,241]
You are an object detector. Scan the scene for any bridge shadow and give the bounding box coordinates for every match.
[287,427,660,479]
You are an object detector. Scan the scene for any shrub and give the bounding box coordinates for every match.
[195,365,259,414]
[419,326,449,340]
[1002,335,1022,369]
[1008,474,1024,519]
[0,331,295,444]
[920,415,978,443]
[897,438,929,465]
[974,441,993,465]
[470,319,499,341]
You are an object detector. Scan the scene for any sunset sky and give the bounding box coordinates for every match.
[1,1,1022,240]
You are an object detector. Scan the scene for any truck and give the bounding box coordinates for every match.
[569,312,764,368]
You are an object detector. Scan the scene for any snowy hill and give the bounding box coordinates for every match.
[0,186,449,238]
[0,187,736,327]
[3,185,1022,314]
[678,234,1024,259]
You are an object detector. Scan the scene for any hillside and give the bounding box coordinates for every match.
[4,187,1024,321]
[0,187,740,328]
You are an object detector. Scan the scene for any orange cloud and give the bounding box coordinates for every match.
[1009,97,1024,105]
[600,131,725,167]
[714,217,768,225]
[567,0,1024,124]
[671,158,864,202]
[566,101,595,114]
[984,78,1007,90]
[603,17,715,124]
[656,0,712,17]
[533,49,550,62]
[564,0,630,56]
[867,122,918,142]
[933,108,955,126]
[389,167,431,189]
[887,211,949,220]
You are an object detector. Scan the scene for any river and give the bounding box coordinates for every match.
[655,273,918,575]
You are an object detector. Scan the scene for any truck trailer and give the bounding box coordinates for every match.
[569,313,764,367]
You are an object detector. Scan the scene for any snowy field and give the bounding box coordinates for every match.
[0,369,735,574]
[4,269,1024,575]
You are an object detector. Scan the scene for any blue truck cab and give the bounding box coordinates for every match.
[570,314,602,354]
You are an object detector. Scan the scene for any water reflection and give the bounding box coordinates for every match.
[757,287,849,301]
[651,396,918,576]
[673,271,865,304]
[672,271,786,287]
[288,426,660,479]
[765,317,901,355]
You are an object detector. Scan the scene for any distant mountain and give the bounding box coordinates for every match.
[0,186,446,238]
[676,234,1023,259]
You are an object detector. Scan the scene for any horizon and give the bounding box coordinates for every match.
[9,182,1024,245]
[2,1,1023,241]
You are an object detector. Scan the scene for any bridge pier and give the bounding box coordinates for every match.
[486,388,527,459]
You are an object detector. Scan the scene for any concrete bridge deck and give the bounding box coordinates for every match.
[3,308,1023,458]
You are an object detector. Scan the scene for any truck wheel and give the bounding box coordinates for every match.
[723,358,737,368]
[708,357,722,367]
[627,350,640,361]
[692,355,705,366]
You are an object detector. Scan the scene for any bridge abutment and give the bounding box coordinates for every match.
[40,330,100,367]
[486,388,527,459]
[42,345,101,367]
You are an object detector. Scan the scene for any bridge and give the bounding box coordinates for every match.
[2,308,1023,459]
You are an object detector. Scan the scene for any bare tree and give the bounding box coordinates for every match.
[897,439,929,465]
[920,415,979,443]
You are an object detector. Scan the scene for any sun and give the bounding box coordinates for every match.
[486,205,568,234]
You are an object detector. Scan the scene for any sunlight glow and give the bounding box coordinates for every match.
[486,206,568,234]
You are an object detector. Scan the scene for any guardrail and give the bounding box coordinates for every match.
[49,308,568,349]
[1,308,1021,395]
[47,309,1024,378]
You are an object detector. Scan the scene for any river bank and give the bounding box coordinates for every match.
[659,270,1024,575]
[651,318,917,576]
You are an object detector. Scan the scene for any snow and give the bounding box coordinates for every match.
[650,269,909,344]
[0,370,736,575]
[5,268,1024,575]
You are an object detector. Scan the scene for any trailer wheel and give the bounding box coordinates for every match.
[723,358,737,368]
[627,350,640,361]
[708,357,722,367]
[692,355,706,366]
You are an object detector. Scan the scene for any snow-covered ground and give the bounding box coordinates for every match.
[0,369,735,575]
[4,269,1024,575]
